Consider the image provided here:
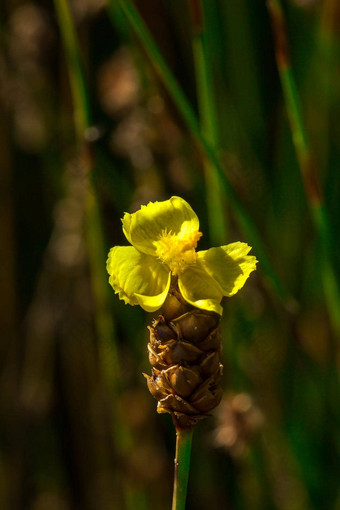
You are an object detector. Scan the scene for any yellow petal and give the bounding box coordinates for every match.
[106,246,171,312]
[122,196,199,256]
[178,265,224,315]
[197,242,257,297]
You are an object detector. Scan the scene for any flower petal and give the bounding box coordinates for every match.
[179,265,224,315]
[197,242,257,297]
[106,246,171,312]
[122,196,199,255]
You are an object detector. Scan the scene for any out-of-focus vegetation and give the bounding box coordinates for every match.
[1,0,340,508]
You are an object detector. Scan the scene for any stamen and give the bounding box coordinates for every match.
[155,230,202,275]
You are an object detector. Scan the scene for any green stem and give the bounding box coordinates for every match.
[268,0,340,337]
[111,0,293,308]
[172,428,194,510]
[189,0,228,246]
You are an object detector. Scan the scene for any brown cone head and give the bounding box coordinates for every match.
[144,283,223,430]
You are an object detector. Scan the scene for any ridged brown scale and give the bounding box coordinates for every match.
[144,285,223,430]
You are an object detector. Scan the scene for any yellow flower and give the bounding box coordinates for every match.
[106,196,257,315]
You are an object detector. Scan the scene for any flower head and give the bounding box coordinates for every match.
[107,196,257,315]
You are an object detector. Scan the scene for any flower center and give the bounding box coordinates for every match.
[155,229,202,275]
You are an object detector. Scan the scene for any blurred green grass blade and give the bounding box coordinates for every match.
[268,0,340,336]
[314,0,339,173]
[112,0,293,307]
[189,0,228,246]
[54,0,121,399]
[312,203,340,335]
[219,0,265,151]
[54,0,148,505]
[53,0,90,135]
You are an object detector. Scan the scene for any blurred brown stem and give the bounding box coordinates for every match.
[268,0,340,337]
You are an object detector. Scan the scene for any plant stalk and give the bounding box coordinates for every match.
[189,0,228,246]
[172,428,194,510]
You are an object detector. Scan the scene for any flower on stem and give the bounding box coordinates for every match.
[107,196,257,315]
